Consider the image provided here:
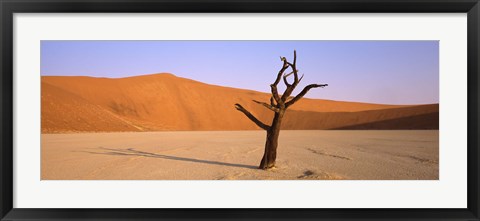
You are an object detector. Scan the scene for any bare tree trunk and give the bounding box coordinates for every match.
[235,50,327,170]
[259,111,284,169]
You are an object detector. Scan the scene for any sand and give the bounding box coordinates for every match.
[41,73,439,133]
[41,130,439,180]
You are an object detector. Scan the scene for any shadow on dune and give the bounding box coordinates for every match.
[332,112,439,130]
[77,147,257,169]
[282,104,439,130]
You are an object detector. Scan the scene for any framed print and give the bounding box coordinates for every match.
[1,0,479,220]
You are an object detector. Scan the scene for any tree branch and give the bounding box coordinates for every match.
[282,72,292,87]
[253,100,279,112]
[273,57,288,86]
[292,50,299,84]
[271,57,290,104]
[298,74,304,84]
[270,96,276,107]
[285,83,328,108]
[280,51,301,101]
[287,50,299,85]
[284,71,294,78]
[293,50,297,66]
[270,85,282,105]
[281,85,294,101]
[280,70,299,101]
[234,104,270,130]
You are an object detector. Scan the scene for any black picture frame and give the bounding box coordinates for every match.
[1,0,479,220]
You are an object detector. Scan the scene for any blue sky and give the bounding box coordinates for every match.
[41,41,439,105]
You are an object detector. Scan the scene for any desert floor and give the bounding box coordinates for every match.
[41,130,438,180]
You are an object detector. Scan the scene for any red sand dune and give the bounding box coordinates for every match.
[41,73,439,133]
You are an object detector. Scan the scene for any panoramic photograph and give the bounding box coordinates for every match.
[41,41,439,180]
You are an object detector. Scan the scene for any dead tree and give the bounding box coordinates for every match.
[235,50,328,169]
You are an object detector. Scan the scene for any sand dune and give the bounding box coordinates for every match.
[41,73,439,133]
[284,104,438,130]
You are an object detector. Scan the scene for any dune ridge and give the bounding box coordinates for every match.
[41,73,439,133]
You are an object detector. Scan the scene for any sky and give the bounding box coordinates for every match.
[41,41,439,105]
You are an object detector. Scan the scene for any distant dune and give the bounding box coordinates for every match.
[41,73,439,133]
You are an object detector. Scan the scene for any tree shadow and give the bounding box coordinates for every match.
[77,147,257,169]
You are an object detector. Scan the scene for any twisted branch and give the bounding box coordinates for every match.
[285,83,328,108]
[234,104,270,130]
[270,57,289,105]
[253,100,279,112]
